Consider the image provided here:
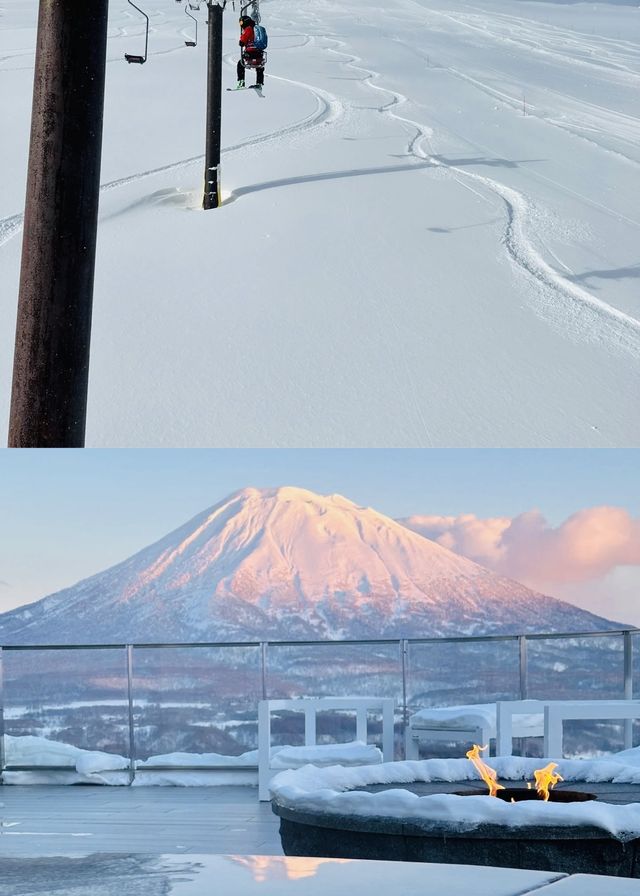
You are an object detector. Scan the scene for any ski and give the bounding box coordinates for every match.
[226,86,265,96]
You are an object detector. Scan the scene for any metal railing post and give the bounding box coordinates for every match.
[624,630,633,749]
[0,647,5,781]
[519,635,528,700]
[126,645,136,784]
[401,639,409,760]
[260,642,268,700]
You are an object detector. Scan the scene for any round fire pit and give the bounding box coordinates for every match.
[274,792,635,877]
[270,760,640,878]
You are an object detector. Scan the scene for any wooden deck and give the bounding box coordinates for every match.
[0,785,282,856]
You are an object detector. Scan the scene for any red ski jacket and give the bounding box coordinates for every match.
[239,25,254,48]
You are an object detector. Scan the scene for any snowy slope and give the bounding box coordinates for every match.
[1,0,639,445]
[0,486,615,644]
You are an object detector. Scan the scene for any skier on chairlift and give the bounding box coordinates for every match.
[236,15,264,89]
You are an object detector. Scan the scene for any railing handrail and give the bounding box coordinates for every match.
[0,626,637,651]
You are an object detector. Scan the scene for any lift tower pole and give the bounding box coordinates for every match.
[8,0,109,447]
[203,1,224,209]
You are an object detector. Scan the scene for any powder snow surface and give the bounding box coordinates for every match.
[1,0,639,445]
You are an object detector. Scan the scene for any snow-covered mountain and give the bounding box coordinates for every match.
[0,487,616,645]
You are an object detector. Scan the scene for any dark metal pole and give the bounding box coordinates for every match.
[203,1,223,209]
[8,0,109,447]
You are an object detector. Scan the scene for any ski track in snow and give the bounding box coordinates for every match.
[312,38,435,445]
[406,55,640,233]
[439,62,640,170]
[279,8,437,445]
[316,33,640,358]
[0,213,22,249]
[381,21,640,171]
[462,3,639,59]
[0,54,342,248]
[382,37,640,233]
[393,0,640,166]
[427,7,640,84]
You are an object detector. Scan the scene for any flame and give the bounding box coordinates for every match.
[466,744,505,797]
[533,762,563,801]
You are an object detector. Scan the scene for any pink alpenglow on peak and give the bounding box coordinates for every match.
[0,488,617,645]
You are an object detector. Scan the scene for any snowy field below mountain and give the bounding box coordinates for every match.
[1,0,639,445]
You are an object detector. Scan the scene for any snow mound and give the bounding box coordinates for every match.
[270,752,640,841]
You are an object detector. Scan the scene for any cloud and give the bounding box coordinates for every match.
[0,579,9,588]
[399,506,640,592]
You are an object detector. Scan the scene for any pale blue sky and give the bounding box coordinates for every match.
[1,449,638,614]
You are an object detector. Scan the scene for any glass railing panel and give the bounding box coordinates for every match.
[405,637,521,758]
[264,641,403,755]
[526,634,624,700]
[527,632,627,756]
[2,632,637,773]
[131,644,262,762]
[407,638,521,708]
[2,647,130,766]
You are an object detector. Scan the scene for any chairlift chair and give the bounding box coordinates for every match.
[124,0,149,63]
[242,50,266,68]
[185,4,197,46]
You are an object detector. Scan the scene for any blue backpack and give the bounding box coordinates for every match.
[253,24,268,50]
